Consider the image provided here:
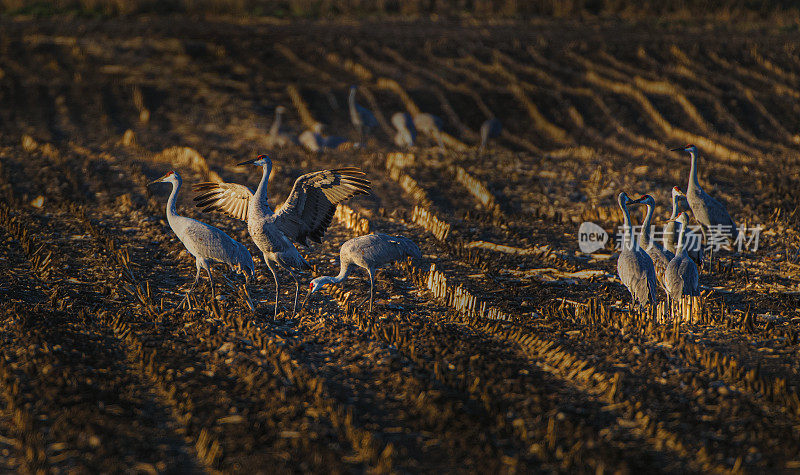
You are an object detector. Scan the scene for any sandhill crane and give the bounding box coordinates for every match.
[479,118,502,153]
[670,145,738,244]
[148,171,254,310]
[302,233,422,312]
[193,155,370,318]
[666,187,704,268]
[663,186,688,255]
[349,86,378,146]
[413,113,445,151]
[664,212,700,315]
[392,112,416,148]
[267,106,293,147]
[617,193,658,312]
[632,195,673,293]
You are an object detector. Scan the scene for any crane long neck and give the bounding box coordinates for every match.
[332,260,353,284]
[253,164,272,215]
[349,89,356,108]
[676,221,687,254]
[669,196,679,219]
[620,201,634,247]
[688,150,701,191]
[165,177,182,224]
[639,203,653,245]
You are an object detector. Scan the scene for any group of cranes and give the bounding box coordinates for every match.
[268,85,501,153]
[616,144,738,319]
[150,154,421,317]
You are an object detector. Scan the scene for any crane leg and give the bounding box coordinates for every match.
[266,259,280,319]
[205,267,216,302]
[181,263,203,310]
[368,268,375,313]
[289,270,300,319]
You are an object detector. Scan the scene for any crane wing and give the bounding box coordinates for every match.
[275,168,370,246]
[192,181,254,222]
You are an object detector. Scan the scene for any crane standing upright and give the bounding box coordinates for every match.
[667,187,704,268]
[664,212,700,317]
[633,194,674,293]
[267,106,293,148]
[302,233,422,312]
[349,86,378,146]
[616,193,658,313]
[193,155,370,318]
[148,171,254,310]
[670,144,738,244]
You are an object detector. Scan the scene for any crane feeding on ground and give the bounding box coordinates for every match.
[302,233,422,313]
[617,193,658,313]
[664,212,700,316]
[413,112,445,151]
[349,86,378,146]
[193,155,370,318]
[392,112,416,148]
[148,171,255,310]
[670,144,738,244]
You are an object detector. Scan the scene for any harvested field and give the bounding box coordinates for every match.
[1,16,800,473]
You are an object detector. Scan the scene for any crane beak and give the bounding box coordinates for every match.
[629,196,646,204]
[669,146,686,152]
[237,158,257,166]
[147,174,169,186]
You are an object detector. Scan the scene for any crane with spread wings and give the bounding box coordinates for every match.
[193,154,371,317]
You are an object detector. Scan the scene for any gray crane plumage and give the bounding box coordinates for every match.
[617,193,658,311]
[665,186,704,268]
[413,113,445,151]
[192,155,370,317]
[148,171,254,309]
[664,212,700,308]
[304,233,422,312]
[392,112,416,148]
[349,86,378,146]
[671,144,738,243]
[633,194,673,293]
[479,118,502,152]
[663,186,688,255]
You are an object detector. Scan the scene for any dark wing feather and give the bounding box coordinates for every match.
[192,181,254,222]
[274,168,371,245]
